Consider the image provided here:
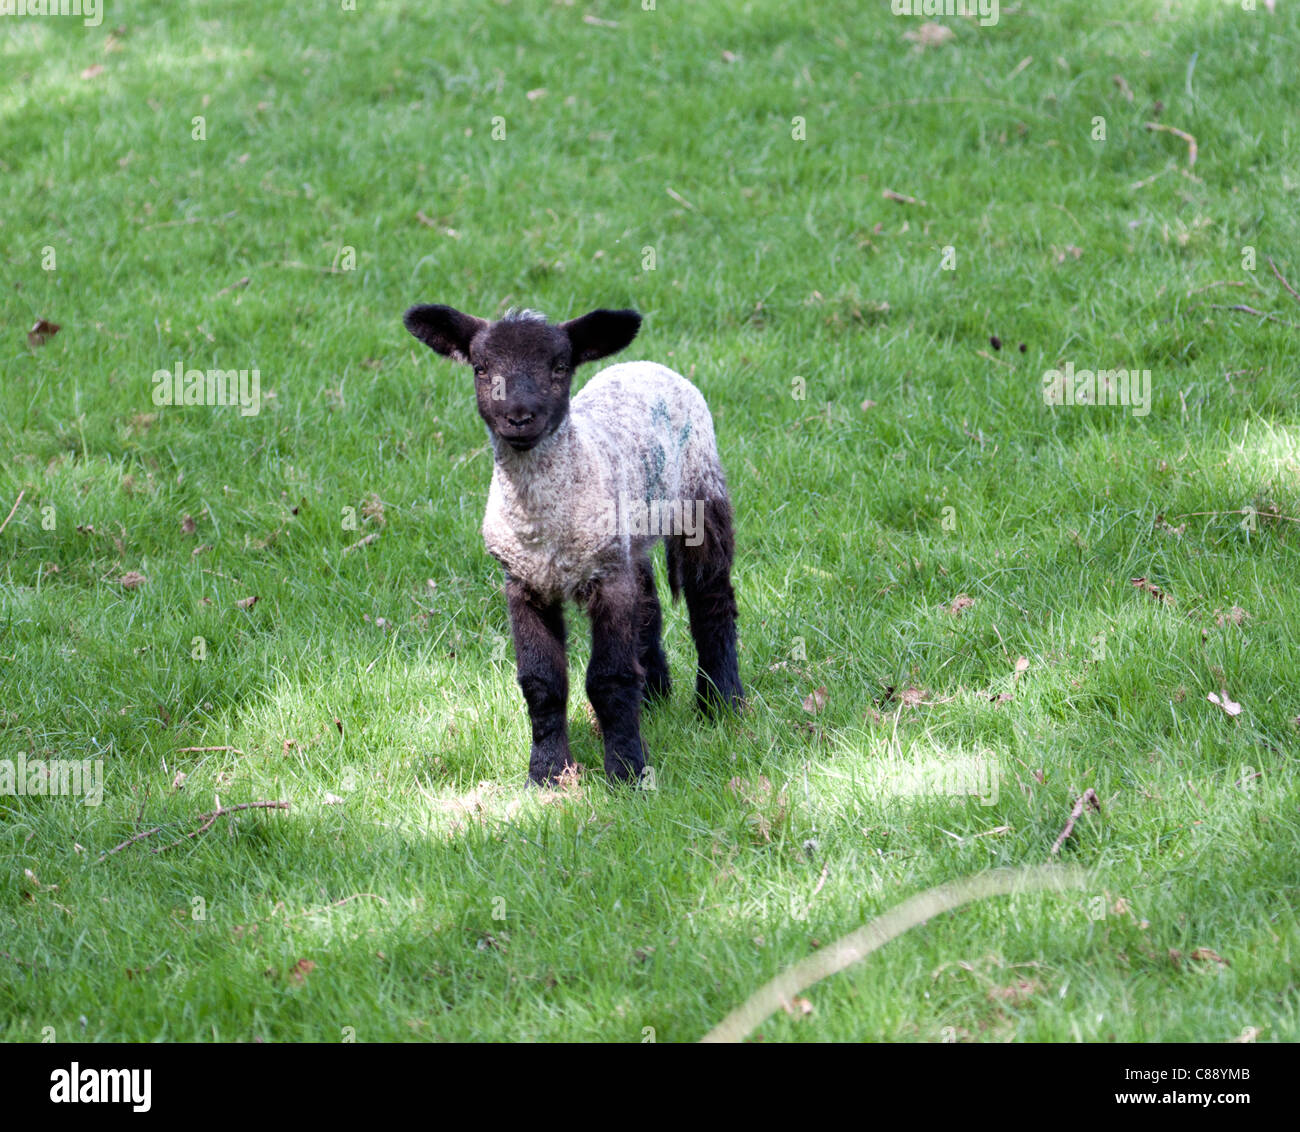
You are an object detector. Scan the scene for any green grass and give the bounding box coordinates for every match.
[2,0,1298,1042]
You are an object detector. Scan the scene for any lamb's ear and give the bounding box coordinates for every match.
[403,304,487,363]
[561,308,642,365]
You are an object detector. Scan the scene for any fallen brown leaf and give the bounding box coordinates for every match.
[1131,576,1173,603]
[1206,689,1242,717]
[903,22,954,50]
[360,493,386,527]
[802,687,828,714]
[987,978,1040,1004]
[1189,947,1228,966]
[947,594,975,617]
[27,318,60,348]
[1213,606,1250,627]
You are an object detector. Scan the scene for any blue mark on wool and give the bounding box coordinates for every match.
[642,444,667,502]
[640,399,693,503]
[640,398,670,501]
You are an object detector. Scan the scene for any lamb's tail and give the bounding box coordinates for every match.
[665,492,735,609]
[665,537,684,603]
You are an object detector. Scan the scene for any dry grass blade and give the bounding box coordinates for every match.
[701,865,1085,1042]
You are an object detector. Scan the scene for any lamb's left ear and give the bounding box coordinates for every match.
[561,308,642,365]
[403,304,488,363]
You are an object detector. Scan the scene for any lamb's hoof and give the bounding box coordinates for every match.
[696,677,745,718]
[528,754,578,787]
[604,751,647,786]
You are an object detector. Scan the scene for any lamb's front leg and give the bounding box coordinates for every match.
[585,570,648,785]
[506,576,573,785]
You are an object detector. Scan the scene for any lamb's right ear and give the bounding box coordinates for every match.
[403,304,487,363]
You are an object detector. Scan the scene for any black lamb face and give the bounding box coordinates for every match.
[403,303,643,452]
[468,313,574,451]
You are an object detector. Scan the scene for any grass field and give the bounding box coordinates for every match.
[2,0,1298,1042]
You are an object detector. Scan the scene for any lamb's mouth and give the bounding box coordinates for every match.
[501,432,543,451]
[497,425,548,451]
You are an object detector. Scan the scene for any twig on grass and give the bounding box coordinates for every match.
[98,801,289,861]
[1185,281,1247,296]
[174,746,245,754]
[1130,166,1171,191]
[0,490,25,536]
[343,532,379,554]
[1191,303,1298,329]
[281,892,390,921]
[140,211,237,231]
[1145,121,1197,167]
[1268,257,1300,306]
[809,862,829,900]
[215,276,251,297]
[1006,55,1033,81]
[1170,508,1300,525]
[1050,788,1100,856]
[665,186,695,211]
[232,892,391,937]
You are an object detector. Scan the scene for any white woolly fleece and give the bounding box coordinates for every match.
[482,361,730,601]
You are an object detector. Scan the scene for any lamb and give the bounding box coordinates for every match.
[403,303,744,786]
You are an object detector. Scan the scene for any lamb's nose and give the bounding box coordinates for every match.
[506,411,535,428]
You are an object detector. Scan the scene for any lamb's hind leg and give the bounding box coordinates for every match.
[636,554,671,704]
[585,569,648,784]
[506,576,573,785]
[673,495,744,715]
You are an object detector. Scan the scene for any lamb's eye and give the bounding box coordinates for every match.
[473,365,487,378]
